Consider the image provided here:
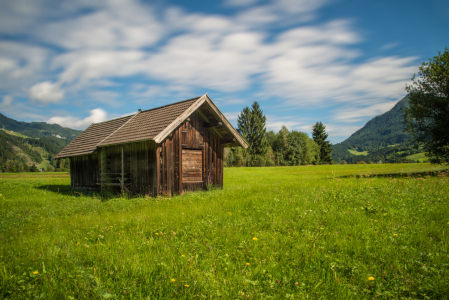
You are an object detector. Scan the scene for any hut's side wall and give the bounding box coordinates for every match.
[158,111,224,196]
[70,154,100,189]
[99,141,157,196]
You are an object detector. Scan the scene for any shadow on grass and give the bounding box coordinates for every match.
[337,169,449,179]
[36,184,119,201]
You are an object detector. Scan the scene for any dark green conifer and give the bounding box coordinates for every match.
[312,122,333,164]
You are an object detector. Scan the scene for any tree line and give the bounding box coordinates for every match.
[225,102,333,167]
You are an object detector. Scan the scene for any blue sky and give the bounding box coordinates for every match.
[0,0,447,143]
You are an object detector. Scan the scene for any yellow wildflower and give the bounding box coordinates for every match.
[253,237,258,241]
[33,271,38,275]
[184,285,189,287]
[393,234,398,236]
[155,233,159,235]
[181,255,185,257]
[171,279,175,282]
[228,212,232,215]
[246,263,250,266]
[368,277,375,281]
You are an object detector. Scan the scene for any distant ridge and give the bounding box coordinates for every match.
[332,95,423,163]
[0,113,82,140]
[0,113,82,171]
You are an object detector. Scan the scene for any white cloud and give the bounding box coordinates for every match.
[2,95,13,106]
[38,2,163,50]
[333,100,399,123]
[0,41,52,93]
[47,108,107,129]
[29,81,65,103]
[224,111,240,121]
[380,42,399,50]
[225,0,259,7]
[325,124,363,141]
[0,0,421,142]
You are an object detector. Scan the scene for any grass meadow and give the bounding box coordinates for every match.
[1,164,448,299]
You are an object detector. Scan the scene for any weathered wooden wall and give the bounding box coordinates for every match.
[99,141,157,196]
[70,154,100,189]
[158,111,224,196]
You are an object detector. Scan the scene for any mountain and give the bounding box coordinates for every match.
[332,95,425,163]
[0,113,81,140]
[0,113,82,172]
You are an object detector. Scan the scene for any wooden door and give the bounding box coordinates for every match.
[182,149,203,183]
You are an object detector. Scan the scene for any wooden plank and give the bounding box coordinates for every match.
[156,144,161,195]
[121,146,124,195]
[204,121,222,128]
[168,137,173,196]
[182,149,202,182]
[162,142,167,195]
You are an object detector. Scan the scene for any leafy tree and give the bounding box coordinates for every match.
[403,47,449,164]
[237,102,269,157]
[30,164,38,172]
[312,122,333,164]
[272,126,289,165]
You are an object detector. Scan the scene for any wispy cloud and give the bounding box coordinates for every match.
[0,0,420,141]
[333,100,398,123]
[47,108,107,129]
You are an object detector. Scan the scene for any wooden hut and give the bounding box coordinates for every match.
[55,94,248,196]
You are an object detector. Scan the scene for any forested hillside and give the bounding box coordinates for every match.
[0,113,81,140]
[0,113,81,172]
[332,95,424,163]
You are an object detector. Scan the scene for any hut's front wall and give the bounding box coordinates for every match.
[70,154,100,190]
[158,111,224,195]
[99,141,157,196]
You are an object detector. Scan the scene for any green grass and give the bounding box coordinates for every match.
[406,152,430,162]
[0,128,32,139]
[1,164,449,299]
[37,160,51,169]
[348,149,369,156]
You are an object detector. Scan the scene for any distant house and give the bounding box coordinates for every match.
[55,94,248,196]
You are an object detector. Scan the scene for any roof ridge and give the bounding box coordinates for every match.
[139,96,201,113]
[93,114,136,125]
[96,110,141,147]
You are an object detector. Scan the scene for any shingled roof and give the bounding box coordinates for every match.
[55,94,248,159]
[54,115,133,158]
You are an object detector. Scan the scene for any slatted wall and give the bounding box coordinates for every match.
[157,111,224,196]
[70,154,100,190]
[99,141,157,196]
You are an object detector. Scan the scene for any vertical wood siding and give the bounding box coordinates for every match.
[98,141,157,196]
[158,111,224,196]
[70,154,100,189]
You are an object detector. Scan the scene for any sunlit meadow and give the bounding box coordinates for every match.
[1,164,448,299]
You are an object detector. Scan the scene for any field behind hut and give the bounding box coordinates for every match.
[1,164,449,299]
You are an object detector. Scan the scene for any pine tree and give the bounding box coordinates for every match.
[237,101,268,157]
[312,122,333,164]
